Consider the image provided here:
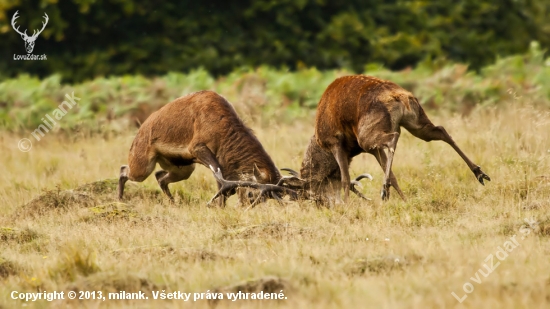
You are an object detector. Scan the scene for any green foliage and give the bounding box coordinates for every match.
[1,45,549,132]
[0,0,549,82]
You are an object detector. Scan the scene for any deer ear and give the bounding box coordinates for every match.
[252,166,268,182]
[20,34,26,40]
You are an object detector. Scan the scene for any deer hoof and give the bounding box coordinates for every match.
[380,185,390,201]
[473,166,491,185]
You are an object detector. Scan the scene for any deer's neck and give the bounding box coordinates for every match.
[218,128,280,184]
[299,136,339,182]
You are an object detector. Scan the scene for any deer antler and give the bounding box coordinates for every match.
[207,166,298,207]
[31,12,49,38]
[277,168,307,187]
[350,173,373,201]
[280,168,373,201]
[280,168,299,177]
[11,11,28,38]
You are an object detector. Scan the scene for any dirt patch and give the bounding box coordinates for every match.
[16,179,160,219]
[221,222,313,239]
[0,227,39,243]
[500,216,550,237]
[0,257,20,278]
[113,246,233,261]
[521,200,547,210]
[75,179,161,200]
[19,189,95,217]
[211,276,291,305]
[179,250,233,262]
[80,202,139,222]
[500,222,517,236]
[532,217,550,236]
[68,272,160,293]
[345,254,425,276]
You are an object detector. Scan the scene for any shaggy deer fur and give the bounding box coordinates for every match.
[280,136,374,204]
[118,90,294,206]
[311,75,490,201]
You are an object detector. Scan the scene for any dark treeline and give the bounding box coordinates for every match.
[0,0,549,82]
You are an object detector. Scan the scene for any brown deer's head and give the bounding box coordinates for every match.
[278,136,373,204]
[11,11,49,54]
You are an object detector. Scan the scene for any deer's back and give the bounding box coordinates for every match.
[315,75,417,148]
[130,90,280,183]
[137,91,241,147]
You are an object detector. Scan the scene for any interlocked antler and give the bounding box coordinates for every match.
[276,168,304,187]
[350,173,373,201]
[279,168,373,201]
[280,168,299,177]
[207,166,298,207]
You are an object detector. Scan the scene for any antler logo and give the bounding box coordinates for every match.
[11,10,49,54]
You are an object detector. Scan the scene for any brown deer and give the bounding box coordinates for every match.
[306,75,490,201]
[280,135,401,203]
[117,90,296,206]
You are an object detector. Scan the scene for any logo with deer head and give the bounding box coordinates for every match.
[11,10,49,54]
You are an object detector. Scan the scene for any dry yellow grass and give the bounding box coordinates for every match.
[1,103,549,309]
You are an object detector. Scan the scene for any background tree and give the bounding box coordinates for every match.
[0,0,549,82]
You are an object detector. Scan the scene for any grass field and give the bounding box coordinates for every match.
[1,95,549,308]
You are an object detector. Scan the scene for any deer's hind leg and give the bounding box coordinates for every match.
[358,132,399,201]
[368,149,406,201]
[357,112,400,201]
[155,163,196,202]
[403,106,491,185]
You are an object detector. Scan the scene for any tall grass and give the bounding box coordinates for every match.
[0,102,549,308]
